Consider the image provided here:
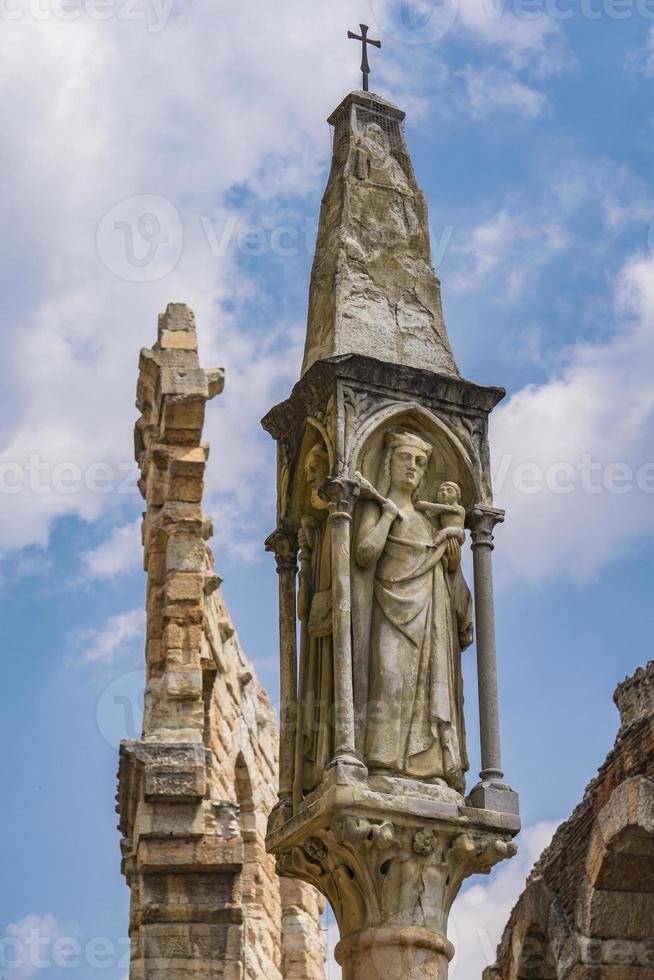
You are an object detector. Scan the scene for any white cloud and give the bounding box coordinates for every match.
[448,157,652,307]
[324,822,558,979]
[374,0,571,75]
[450,210,568,302]
[81,518,142,578]
[461,66,549,119]
[202,320,305,563]
[449,822,559,980]
[75,608,145,663]
[625,26,654,78]
[0,1,420,566]
[551,159,653,237]
[456,0,572,74]
[373,0,572,119]
[492,254,654,584]
[1,913,70,980]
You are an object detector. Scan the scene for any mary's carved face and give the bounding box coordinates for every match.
[389,444,429,494]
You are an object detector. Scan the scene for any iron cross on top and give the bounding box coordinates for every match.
[347,23,381,92]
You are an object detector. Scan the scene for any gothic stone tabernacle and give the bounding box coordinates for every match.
[263,90,520,979]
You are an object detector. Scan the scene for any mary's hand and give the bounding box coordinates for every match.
[446,537,461,567]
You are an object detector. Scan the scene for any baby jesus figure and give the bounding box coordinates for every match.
[416,481,466,568]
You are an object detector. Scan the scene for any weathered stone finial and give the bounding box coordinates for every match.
[301,90,460,378]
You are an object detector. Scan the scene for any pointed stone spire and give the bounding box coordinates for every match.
[302,90,459,377]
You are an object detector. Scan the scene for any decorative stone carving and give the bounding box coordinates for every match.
[270,767,519,978]
[353,428,472,793]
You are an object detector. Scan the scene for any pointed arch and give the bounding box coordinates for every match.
[348,401,481,511]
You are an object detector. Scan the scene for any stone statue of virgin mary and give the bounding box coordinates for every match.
[352,428,473,793]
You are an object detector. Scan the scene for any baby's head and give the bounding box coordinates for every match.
[437,481,461,505]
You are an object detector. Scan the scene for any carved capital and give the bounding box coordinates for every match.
[321,477,360,518]
[468,506,505,550]
[265,528,299,571]
[269,791,517,945]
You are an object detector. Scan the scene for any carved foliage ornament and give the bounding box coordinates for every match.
[277,817,517,938]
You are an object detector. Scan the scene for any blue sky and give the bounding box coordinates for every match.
[1,3,653,978]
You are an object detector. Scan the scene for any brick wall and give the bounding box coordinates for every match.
[488,661,654,980]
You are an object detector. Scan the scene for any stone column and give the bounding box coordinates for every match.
[323,478,364,769]
[468,508,518,813]
[335,927,453,980]
[266,529,299,816]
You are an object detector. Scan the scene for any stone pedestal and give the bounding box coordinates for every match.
[268,767,519,978]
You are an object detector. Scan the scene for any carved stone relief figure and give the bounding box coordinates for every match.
[353,428,473,792]
[354,122,409,192]
[295,442,334,802]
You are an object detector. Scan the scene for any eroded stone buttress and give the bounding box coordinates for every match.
[116,303,326,980]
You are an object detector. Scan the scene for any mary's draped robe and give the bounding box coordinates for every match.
[353,502,472,791]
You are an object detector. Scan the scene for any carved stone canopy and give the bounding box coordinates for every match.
[262,353,504,530]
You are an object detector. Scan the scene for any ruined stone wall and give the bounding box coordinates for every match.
[484,661,654,980]
[117,304,326,980]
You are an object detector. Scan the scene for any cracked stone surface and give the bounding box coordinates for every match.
[302,91,459,379]
[117,304,326,980]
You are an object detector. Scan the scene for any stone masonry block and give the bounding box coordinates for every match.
[165,668,203,700]
[160,329,198,351]
[166,534,206,572]
[166,573,204,603]
[138,743,207,803]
